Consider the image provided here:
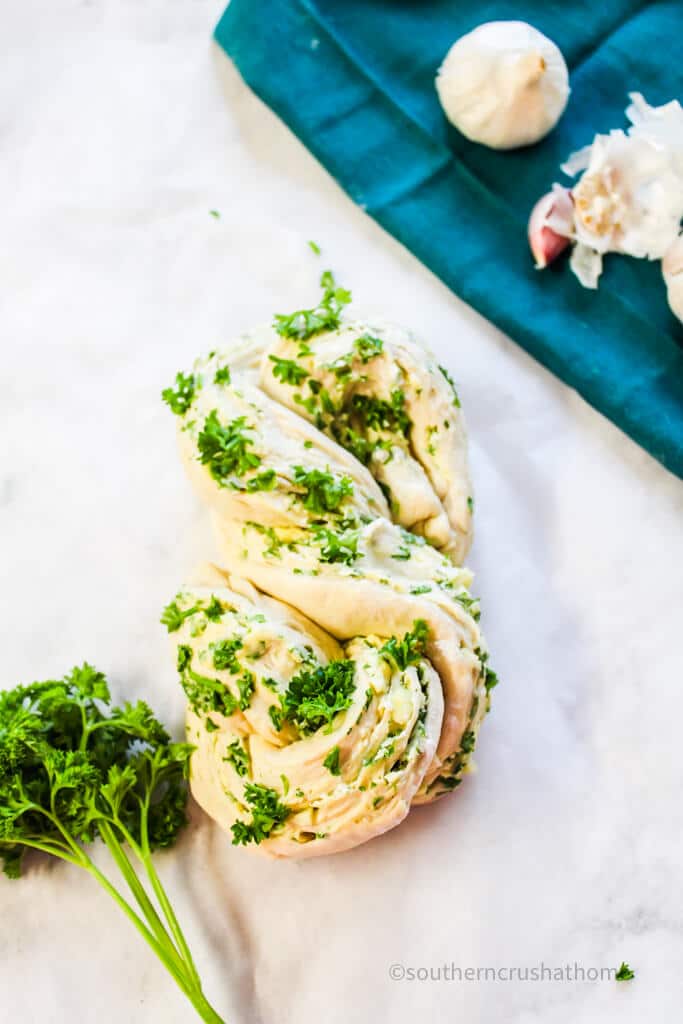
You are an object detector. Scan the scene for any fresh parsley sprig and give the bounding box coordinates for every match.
[177,645,239,721]
[323,746,341,775]
[380,620,430,672]
[277,658,356,735]
[312,525,360,565]
[224,739,250,778]
[245,469,277,493]
[0,664,224,1023]
[476,647,499,694]
[197,411,261,483]
[231,783,290,846]
[160,594,225,633]
[273,270,351,341]
[354,334,384,363]
[269,355,308,386]
[351,390,411,435]
[292,466,353,516]
[162,372,198,416]
[211,637,243,673]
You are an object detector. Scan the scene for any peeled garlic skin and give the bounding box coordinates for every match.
[436,21,569,150]
[662,235,683,323]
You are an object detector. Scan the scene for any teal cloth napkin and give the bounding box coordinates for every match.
[215,0,683,477]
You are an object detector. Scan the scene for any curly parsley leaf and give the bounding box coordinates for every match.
[231,784,290,846]
[202,597,224,623]
[380,620,429,672]
[245,469,277,493]
[269,355,308,386]
[160,600,200,633]
[0,665,222,1020]
[197,411,261,483]
[476,647,499,694]
[224,740,250,778]
[278,659,356,735]
[273,270,351,340]
[211,637,243,673]
[353,334,383,363]
[351,390,410,435]
[160,595,223,633]
[162,372,198,416]
[177,645,238,719]
[292,466,353,516]
[460,730,476,754]
[323,746,341,775]
[268,704,283,732]
[454,592,480,621]
[237,672,255,711]
[313,526,359,565]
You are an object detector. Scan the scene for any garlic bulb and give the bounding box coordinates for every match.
[558,94,683,288]
[435,21,569,150]
[662,235,683,323]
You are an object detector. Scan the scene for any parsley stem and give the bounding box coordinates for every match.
[0,664,224,1023]
[81,852,227,1024]
[140,862,223,1023]
[100,818,222,1021]
[113,804,203,992]
[7,838,82,867]
[142,846,202,989]
[191,993,227,1024]
[37,813,222,1019]
[81,854,196,1001]
[99,822,191,978]
[41,807,94,866]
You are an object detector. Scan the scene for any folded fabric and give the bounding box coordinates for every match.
[215,0,683,478]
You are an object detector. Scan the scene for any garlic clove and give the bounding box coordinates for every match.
[540,93,683,294]
[435,21,570,150]
[662,234,683,322]
[528,185,574,269]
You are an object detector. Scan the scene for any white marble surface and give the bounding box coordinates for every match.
[2,2,683,1022]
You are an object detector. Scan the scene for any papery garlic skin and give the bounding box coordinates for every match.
[561,94,683,288]
[569,243,603,290]
[436,21,569,150]
[568,133,683,260]
[662,234,683,322]
[627,93,683,177]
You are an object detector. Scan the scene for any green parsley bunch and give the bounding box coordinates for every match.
[0,664,225,1023]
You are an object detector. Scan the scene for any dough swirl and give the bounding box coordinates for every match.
[162,286,496,857]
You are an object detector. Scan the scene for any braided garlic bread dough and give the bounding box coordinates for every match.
[163,299,495,857]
